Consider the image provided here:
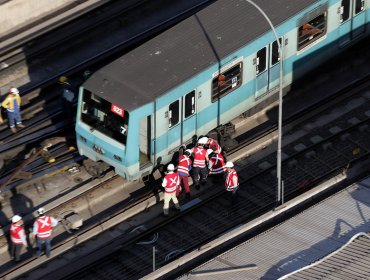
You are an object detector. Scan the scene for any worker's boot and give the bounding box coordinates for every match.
[11,127,17,133]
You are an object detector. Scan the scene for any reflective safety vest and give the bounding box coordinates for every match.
[177,155,192,176]
[164,172,180,193]
[10,224,24,244]
[225,169,239,191]
[193,147,207,168]
[36,216,52,239]
[208,138,222,154]
[209,154,226,175]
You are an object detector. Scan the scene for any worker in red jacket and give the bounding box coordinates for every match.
[225,161,239,204]
[10,215,27,262]
[32,208,58,258]
[191,137,209,190]
[176,149,192,199]
[206,137,222,154]
[162,164,181,216]
[207,148,226,183]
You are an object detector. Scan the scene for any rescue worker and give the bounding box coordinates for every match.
[225,161,239,204]
[10,215,27,262]
[1,87,25,133]
[206,137,222,154]
[59,76,76,122]
[176,149,192,199]
[207,148,226,182]
[192,137,209,190]
[32,208,58,258]
[162,164,181,216]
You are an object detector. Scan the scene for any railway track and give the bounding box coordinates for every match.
[4,61,369,279]
[0,0,216,92]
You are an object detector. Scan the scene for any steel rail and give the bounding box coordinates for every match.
[0,0,216,94]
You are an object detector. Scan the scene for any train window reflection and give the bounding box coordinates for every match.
[169,100,179,128]
[298,13,327,50]
[271,39,282,66]
[184,91,195,118]
[81,89,129,144]
[256,47,267,74]
[211,63,242,102]
[340,0,350,22]
[355,0,365,14]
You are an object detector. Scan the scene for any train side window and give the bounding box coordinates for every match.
[270,39,282,66]
[354,0,365,14]
[211,63,242,102]
[168,100,179,128]
[184,91,195,118]
[256,47,267,74]
[298,13,327,50]
[340,0,350,22]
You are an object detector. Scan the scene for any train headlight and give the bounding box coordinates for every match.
[114,155,122,161]
[79,135,87,142]
[92,145,105,155]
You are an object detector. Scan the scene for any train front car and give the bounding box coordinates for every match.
[76,86,135,180]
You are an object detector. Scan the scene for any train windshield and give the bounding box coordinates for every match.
[81,89,129,145]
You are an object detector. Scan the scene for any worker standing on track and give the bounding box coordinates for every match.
[225,161,239,204]
[10,215,27,262]
[32,208,58,258]
[162,164,181,216]
[176,149,192,199]
[1,87,25,133]
[192,137,209,190]
[207,148,226,183]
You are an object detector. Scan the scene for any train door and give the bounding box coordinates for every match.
[339,0,366,46]
[255,39,282,99]
[167,99,181,152]
[181,90,196,144]
[139,116,151,168]
[255,46,268,98]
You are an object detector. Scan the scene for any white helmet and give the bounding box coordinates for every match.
[185,149,192,155]
[198,137,208,145]
[225,161,234,168]
[167,164,175,171]
[10,87,19,94]
[207,149,213,156]
[12,215,22,223]
[37,207,46,215]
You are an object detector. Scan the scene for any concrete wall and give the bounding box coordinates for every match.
[0,0,75,36]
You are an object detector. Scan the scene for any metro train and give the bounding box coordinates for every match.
[76,0,370,181]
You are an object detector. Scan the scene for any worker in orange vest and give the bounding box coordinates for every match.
[10,215,27,262]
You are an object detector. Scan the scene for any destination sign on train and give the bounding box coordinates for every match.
[111,104,125,117]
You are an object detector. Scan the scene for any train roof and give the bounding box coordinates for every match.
[85,0,318,111]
